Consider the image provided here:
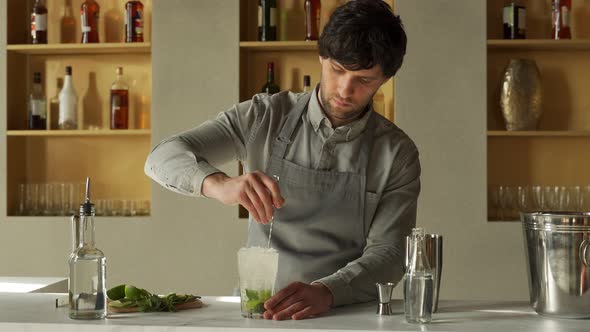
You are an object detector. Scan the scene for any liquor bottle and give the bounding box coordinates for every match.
[110,67,129,129]
[50,78,64,129]
[59,66,78,130]
[258,0,277,41]
[81,0,100,43]
[69,178,107,320]
[125,1,144,43]
[261,62,280,94]
[552,0,571,39]
[404,228,434,324]
[502,2,526,39]
[303,75,311,93]
[31,0,48,44]
[61,0,76,43]
[28,72,47,130]
[304,0,321,41]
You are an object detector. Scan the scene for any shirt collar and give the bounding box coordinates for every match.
[307,84,372,142]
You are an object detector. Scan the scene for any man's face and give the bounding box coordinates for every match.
[318,57,389,125]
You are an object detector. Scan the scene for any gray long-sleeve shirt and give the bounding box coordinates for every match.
[144,87,421,306]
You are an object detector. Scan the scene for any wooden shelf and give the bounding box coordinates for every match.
[488,130,590,137]
[7,129,151,137]
[488,39,590,51]
[239,41,317,51]
[6,43,152,55]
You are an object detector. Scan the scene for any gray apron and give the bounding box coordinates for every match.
[247,92,376,289]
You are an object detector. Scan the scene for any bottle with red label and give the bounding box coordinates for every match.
[552,0,571,39]
[125,1,144,43]
[31,0,48,44]
[81,0,100,43]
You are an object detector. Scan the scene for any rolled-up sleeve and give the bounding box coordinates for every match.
[315,143,421,306]
[144,97,265,197]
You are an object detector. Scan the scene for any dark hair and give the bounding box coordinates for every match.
[318,0,407,78]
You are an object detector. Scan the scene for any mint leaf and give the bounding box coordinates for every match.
[245,289,258,301]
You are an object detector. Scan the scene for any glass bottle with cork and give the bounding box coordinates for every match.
[69,178,107,320]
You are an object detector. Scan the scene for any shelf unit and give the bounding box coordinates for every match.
[3,0,153,218]
[237,0,395,218]
[486,0,590,221]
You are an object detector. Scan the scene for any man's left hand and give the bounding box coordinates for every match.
[263,282,333,320]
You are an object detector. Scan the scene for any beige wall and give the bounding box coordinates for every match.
[0,0,530,300]
[394,0,528,300]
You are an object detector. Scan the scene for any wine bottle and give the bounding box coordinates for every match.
[28,72,47,130]
[261,62,280,94]
[31,0,48,44]
[303,75,311,93]
[258,0,277,41]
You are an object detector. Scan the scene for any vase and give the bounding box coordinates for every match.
[500,59,543,131]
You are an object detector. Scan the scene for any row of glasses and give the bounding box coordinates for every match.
[17,183,84,216]
[94,199,150,216]
[488,185,590,221]
[17,183,150,217]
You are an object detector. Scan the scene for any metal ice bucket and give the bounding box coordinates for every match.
[521,212,590,318]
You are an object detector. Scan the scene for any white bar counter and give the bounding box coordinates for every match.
[0,293,588,332]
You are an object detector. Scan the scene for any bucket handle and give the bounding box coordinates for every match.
[581,240,590,268]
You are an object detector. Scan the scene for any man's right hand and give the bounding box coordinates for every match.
[202,171,285,224]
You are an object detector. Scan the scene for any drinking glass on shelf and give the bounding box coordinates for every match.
[18,184,26,216]
[135,200,150,216]
[582,186,590,212]
[516,186,530,214]
[26,183,40,216]
[569,186,582,211]
[499,186,517,220]
[107,199,122,216]
[122,200,132,216]
[95,199,106,216]
[544,186,560,211]
[488,185,500,221]
[557,186,571,211]
[532,185,545,211]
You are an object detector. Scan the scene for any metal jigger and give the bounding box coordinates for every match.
[376,282,395,315]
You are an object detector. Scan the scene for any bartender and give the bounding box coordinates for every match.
[145,0,420,321]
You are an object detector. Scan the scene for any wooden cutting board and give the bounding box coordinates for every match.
[108,299,203,313]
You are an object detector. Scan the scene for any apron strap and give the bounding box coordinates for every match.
[267,92,312,177]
